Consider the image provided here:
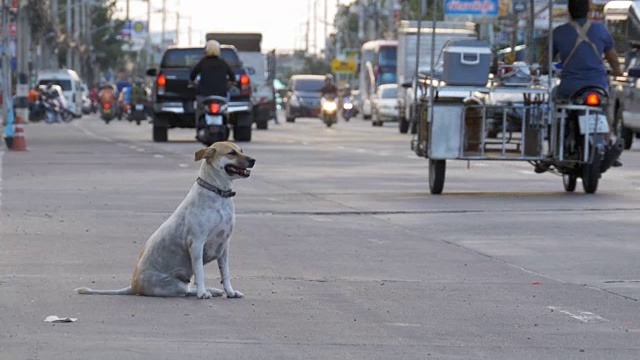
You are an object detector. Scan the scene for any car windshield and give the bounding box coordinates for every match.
[294,79,324,92]
[380,87,397,98]
[38,79,72,91]
[161,48,242,69]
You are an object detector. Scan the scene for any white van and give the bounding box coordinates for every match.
[37,69,84,116]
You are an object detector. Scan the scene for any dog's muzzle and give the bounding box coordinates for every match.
[225,158,255,178]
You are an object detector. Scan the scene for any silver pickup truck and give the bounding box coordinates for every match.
[614,42,640,149]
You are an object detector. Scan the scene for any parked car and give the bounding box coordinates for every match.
[614,41,640,149]
[371,83,399,126]
[283,74,325,122]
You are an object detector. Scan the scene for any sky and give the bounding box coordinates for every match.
[116,0,353,52]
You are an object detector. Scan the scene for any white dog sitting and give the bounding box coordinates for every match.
[76,141,255,299]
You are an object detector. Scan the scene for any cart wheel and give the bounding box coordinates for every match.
[429,159,446,195]
[562,173,577,192]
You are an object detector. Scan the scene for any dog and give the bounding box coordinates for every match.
[75,141,255,299]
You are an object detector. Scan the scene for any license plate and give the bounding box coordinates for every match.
[103,109,111,114]
[205,114,223,125]
[135,104,144,111]
[578,114,609,134]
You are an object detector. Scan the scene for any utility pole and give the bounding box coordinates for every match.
[358,0,365,45]
[176,12,180,45]
[146,0,152,70]
[49,0,59,70]
[313,0,318,55]
[1,0,11,127]
[74,0,81,72]
[161,0,167,48]
[16,0,30,130]
[66,0,72,68]
[324,0,328,59]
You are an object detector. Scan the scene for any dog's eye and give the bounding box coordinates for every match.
[228,150,237,156]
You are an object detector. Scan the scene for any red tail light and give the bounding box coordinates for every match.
[104,103,111,109]
[209,103,221,113]
[586,93,599,106]
[157,74,166,87]
[240,74,251,95]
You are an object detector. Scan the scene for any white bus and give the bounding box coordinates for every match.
[604,0,640,64]
[358,39,398,119]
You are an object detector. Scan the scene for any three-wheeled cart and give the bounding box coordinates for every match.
[409,0,615,195]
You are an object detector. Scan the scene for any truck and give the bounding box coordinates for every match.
[396,21,477,133]
[206,32,276,129]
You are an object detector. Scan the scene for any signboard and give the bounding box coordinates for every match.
[131,21,148,39]
[444,0,500,21]
[331,59,357,73]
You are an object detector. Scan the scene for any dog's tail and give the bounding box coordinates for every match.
[75,286,135,295]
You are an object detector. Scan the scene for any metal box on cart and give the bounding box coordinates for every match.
[442,40,493,86]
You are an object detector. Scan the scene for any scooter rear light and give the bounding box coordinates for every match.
[104,103,111,109]
[586,93,599,106]
[209,103,221,114]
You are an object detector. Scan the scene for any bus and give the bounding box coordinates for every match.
[358,39,398,119]
[604,0,640,64]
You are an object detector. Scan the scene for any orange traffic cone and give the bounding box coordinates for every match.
[11,113,27,151]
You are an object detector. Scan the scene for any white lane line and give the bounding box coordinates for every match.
[548,306,608,323]
[178,163,189,168]
[309,215,332,222]
[356,148,366,153]
[368,238,387,245]
[153,154,164,159]
[385,323,422,327]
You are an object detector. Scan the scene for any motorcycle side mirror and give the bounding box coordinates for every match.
[401,82,413,89]
[628,67,640,78]
[146,68,157,77]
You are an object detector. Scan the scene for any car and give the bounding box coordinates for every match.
[371,83,399,126]
[146,45,254,142]
[614,41,640,149]
[283,75,325,122]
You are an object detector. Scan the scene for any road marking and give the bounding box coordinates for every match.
[548,306,608,323]
[385,323,422,327]
[153,154,164,159]
[368,238,387,245]
[309,215,332,222]
[178,163,189,168]
[356,148,366,153]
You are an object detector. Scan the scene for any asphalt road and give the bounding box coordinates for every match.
[1,113,640,359]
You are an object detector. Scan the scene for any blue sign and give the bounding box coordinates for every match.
[444,0,499,21]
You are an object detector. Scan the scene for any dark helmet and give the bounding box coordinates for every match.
[135,78,144,86]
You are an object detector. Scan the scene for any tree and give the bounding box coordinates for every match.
[89,1,126,73]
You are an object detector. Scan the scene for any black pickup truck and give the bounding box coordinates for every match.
[146,45,254,142]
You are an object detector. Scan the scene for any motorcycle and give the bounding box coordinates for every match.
[548,86,623,194]
[100,101,116,123]
[196,95,229,146]
[320,94,338,127]
[128,101,147,125]
[341,96,354,122]
[42,91,73,123]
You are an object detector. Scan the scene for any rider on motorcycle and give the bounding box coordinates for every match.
[320,74,338,99]
[189,39,236,102]
[130,78,147,105]
[538,0,624,171]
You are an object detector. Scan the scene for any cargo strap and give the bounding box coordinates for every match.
[563,20,601,67]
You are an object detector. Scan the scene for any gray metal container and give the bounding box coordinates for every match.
[442,40,492,86]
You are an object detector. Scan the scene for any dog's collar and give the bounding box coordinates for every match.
[196,177,236,198]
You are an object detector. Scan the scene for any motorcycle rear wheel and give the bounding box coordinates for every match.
[582,148,601,194]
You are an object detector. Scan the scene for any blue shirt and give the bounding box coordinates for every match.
[116,80,131,93]
[552,19,614,98]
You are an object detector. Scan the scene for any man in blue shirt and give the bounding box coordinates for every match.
[548,0,622,98]
[537,0,624,171]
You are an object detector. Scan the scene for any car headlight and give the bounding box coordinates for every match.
[289,95,300,107]
[323,101,337,111]
[343,103,353,110]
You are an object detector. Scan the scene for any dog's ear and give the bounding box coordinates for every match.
[194,148,216,162]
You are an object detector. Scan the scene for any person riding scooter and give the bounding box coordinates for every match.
[537,0,624,172]
[320,74,338,99]
[189,39,236,144]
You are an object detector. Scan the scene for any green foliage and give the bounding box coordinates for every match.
[402,0,445,21]
[90,0,126,72]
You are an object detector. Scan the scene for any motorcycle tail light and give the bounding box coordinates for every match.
[104,103,111,109]
[586,93,599,106]
[209,103,221,114]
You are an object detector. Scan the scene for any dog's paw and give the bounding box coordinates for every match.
[197,290,213,299]
[206,288,224,297]
[226,290,244,299]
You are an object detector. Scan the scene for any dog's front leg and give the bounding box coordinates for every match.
[189,241,212,299]
[218,248,243,298]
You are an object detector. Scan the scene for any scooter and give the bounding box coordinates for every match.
[196,95,229,146]
[543,86,623,194]
[128,101,147,125]
[341,96,354,122]
[320,95,338,128]
[100,101,115,123]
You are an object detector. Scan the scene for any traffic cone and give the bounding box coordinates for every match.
[11,113,27,151]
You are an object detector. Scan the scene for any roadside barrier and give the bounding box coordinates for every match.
[10,112,27,151]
